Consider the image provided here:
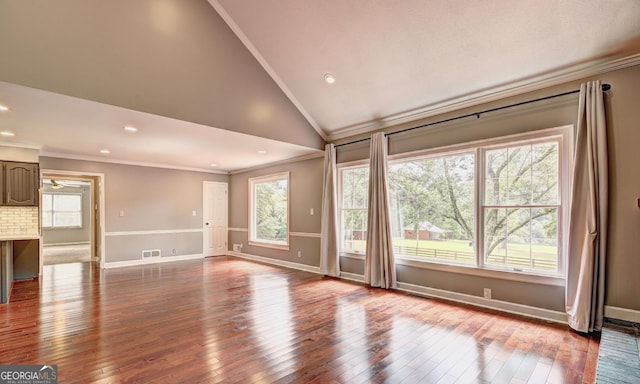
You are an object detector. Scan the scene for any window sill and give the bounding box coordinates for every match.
[395,257,565,287]
[248,241,289,251]
[43,226,83,230]
[340,252,365,260]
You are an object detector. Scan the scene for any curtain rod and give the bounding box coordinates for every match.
[334,83,611,148]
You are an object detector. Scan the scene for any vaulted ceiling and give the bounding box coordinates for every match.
[0,0,639,172]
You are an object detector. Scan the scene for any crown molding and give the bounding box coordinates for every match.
[208,0,327,141]
[0,141,42,150]
[229,151,324,175]
[39,152,228,175]
[327,54,640,142]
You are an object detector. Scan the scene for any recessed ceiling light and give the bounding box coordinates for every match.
[323,73,336,84]
[0,131,15,137]
[257,150,267,155]
[210,163,218,167]
[124,126,138,133]
[100,149,111,154]
[0,104,9,112]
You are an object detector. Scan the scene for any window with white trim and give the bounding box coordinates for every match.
[337,126,570,277]
[249,173,289,249]
[338,165,369,254]
[482,139,562,273]
[42,193,83,228]
[388,151,476,265]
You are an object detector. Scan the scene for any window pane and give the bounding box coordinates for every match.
[43,193,82,228]
[484,207,558,272]
[53,212,82,227]
[42,194,53,211]
[531,142,559,204]
[253,178,288,244]
[342,168,369,209]
[341,209,367,252]
[389,153,475,264]
[54,194,81,211]
[485,143,559,206]
[339,167,369,252]
[42,212,52,228]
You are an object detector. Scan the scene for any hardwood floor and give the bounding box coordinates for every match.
[1,257,599,383]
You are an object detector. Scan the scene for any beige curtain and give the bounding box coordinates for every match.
[365,132,396,289]
[320,144,340,277]
[566,80,608,333]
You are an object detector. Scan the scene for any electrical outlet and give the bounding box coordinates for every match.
[192,210,196,216]
[310,208,314,215]
[119,210,125,217]
[483,288,492,299]
[297,250,302,258]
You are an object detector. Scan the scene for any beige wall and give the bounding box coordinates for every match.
[40,157,228,263]
[229,156,323,266]
[0,0,324,150]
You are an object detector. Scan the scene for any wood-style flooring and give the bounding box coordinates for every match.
[1,257,599,383]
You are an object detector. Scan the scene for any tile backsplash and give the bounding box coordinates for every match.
[0,206,39,235]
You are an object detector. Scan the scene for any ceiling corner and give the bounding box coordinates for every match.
[207,0,327,141]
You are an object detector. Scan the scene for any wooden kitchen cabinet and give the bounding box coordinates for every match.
[2,162,39,206]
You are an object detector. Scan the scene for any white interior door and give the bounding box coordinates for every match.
[203,182,228,257]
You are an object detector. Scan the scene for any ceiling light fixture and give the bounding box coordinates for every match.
[323,73,336,84]
[0,104,9,112]
[257,150,267,155]
[124,126,138,133]
[0,131,15,137]
[100,149,111,154]
[210,163,218,167]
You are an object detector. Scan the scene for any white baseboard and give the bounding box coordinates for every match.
[396,282,567,324]
[226,256,566,324]
[103,253,204,269]
[604,305,640,324]
[227,251,321,274]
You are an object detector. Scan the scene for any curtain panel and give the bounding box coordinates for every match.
[566,80,608,333]
[365,132,396,289]
[320,143,340,277]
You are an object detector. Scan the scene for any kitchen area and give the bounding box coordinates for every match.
[0,146,40,303]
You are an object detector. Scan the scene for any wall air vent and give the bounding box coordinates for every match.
[142,249,161,258]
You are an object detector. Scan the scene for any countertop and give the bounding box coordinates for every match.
[0,234,40,241]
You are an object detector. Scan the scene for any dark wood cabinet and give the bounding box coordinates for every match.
[2,162,39,206]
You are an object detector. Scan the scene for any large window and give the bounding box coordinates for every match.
[482,140,561,273]
[388,151,475,265]
[42,193,83,228]
[337,127,570,277]
[339,166,369,253]
[249,173,289,249]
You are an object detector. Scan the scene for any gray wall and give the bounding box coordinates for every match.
[230,64,640,314]
[40,157,228,263]
[0,0,324,150]
[335,64,640,313]
[229,156,323,266]
[42,183,91,245]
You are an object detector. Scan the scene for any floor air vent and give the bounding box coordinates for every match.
[142,249,161,258]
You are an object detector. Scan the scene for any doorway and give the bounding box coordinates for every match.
[40,171,105,272]
[203,181,228,257]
